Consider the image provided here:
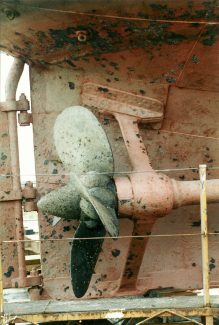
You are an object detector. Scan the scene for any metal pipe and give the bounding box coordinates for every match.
[5,59,24,102]
[5,58,27,287]
[172,178,219,208]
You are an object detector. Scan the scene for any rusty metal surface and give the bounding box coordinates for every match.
[2,0,219,21]
[1,1,219,66]
[82,83,165,122]
[30,63,219,299]
[1,0,219,300]
[0,112,12,195]
[0,112,19,287]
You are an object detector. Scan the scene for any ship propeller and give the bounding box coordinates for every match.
[38,106,118,298]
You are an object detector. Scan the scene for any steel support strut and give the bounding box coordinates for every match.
[4,58,27,287]
[82,84,219,293]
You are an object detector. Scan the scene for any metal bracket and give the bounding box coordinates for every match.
[11,275,42,288]
[0,93,29,112]
[82,82,165,124]
[22,181,36,199]
[18,111,32,126]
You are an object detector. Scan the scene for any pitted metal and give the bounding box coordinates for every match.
[1,0,219,302]
[54,106,114,175]
[37,183,80,220]
[38,105,119,297]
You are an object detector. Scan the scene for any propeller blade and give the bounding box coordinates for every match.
[54,106,114,174]
[37,184,80,220]
[88,195,119,237]
[71,174,119,237]
[52,216,62,226]
[71,222,105,298]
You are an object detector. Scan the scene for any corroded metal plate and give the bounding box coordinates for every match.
[0,112,19,287]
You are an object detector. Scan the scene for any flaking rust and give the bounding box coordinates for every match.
[1,1,219,66]
[0,0,219,301]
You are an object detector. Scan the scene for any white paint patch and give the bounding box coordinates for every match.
[105,311,124,319]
